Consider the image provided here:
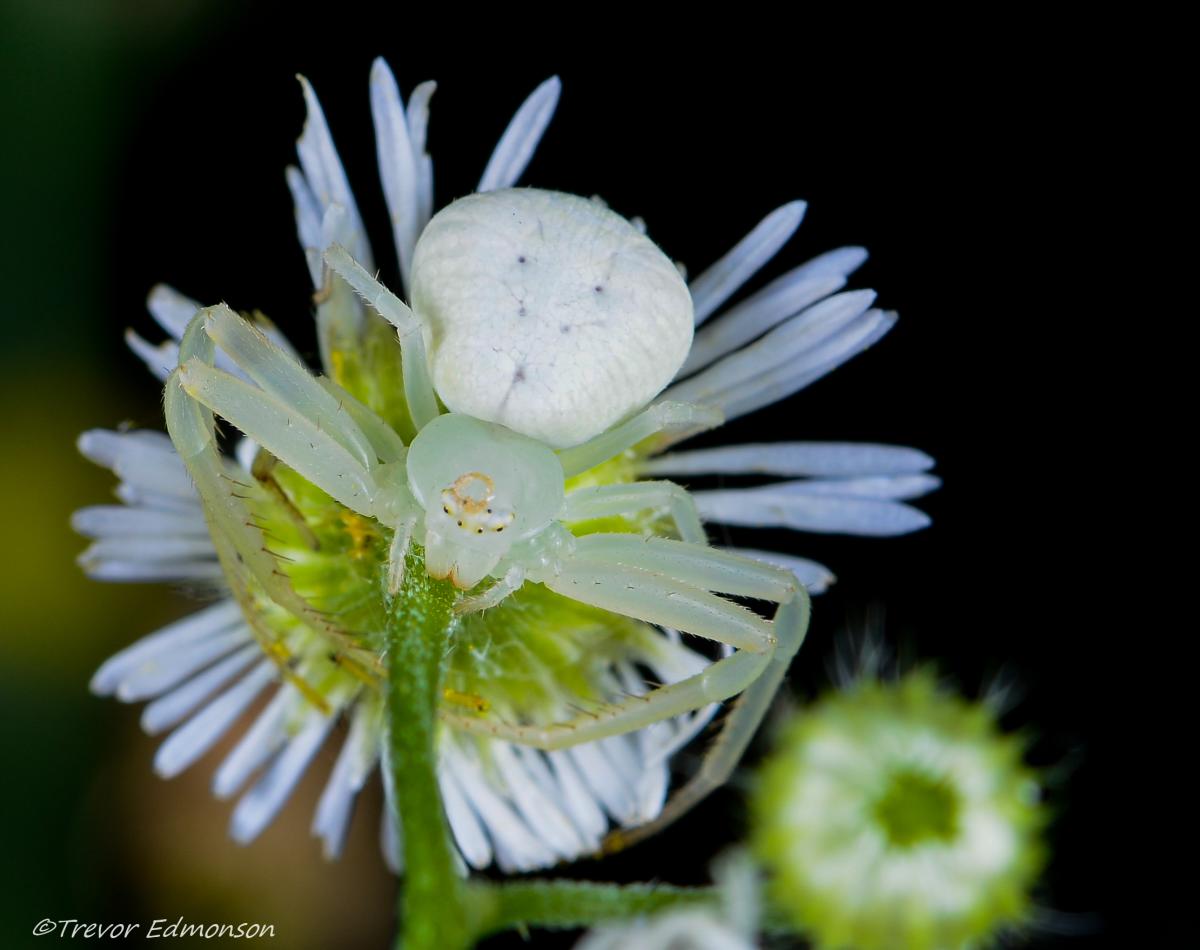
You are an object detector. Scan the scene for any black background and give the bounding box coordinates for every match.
[3,5,1152,948]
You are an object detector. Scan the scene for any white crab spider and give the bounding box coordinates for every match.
[166,188,810,836]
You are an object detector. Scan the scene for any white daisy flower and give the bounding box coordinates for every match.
[78,59,936,873]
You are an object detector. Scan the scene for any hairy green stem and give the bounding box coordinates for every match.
[470,880,719,936]
[385,553,474,950]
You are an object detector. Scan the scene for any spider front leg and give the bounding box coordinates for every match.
[556,401,723,478]
[175,306,381,516]
[562,481,707,545]
[323,244,440,431]
[173,305,426,602]
[165,312,363,647]
[547,532,798,611]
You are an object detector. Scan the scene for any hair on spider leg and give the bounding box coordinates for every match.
[260,546,298,563]
[563,699,606,721]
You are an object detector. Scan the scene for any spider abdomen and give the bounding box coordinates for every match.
[410,188,694,448]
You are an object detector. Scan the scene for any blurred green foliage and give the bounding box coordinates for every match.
[0,4,393,947]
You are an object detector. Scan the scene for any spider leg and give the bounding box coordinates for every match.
[316,377,408,463]
[562,481,707,545]
[556,401,723,477]
[537,558,774,653]
[440,646,772,751]
[323,244,440,431]
[564,534,797,603]
[202,303,376,468]
[441,541,798,749]
[603,588,810,852]
[386,513,417,595]
[175,310,378,517]
[164,312,362,648]
[453,565,526,615]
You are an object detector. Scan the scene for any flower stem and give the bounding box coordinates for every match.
[470,880,719,936]
[384,551,474,950]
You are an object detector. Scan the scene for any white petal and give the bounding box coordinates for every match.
[124,329,178,381]
[141,643,259,734]
[596,732,648,825]
[694,486,932,536]
[234,437,258,474]
[441,738,555,873]
[80,536,217,564]
[80,559,223,583]
[285,165,325,286]
[718,546,836,595]
[295,76,371,269]
[614,664,671,820]
[642,703,719,773]
[113,483,200,513]
[682,274,845,375]
[115,627,251,702]
[765,473,941,501]
[230,706,336,844]
[77,427,163,468]
[490,741,588,858]
[91,600,243,695]
[544,750,608,842]
[379,735,403,873]
[380,805,402,874]
[662,290,877,407]
[72,505,208,539]
[689,201,806,326]
[313,700,381,859]
[567,740,635,824]
[438,759,493,869]
[153,661,277,778]
[146,284,201,340]
[477,76,561,192]
[639,646,721,770]
[77,429,195,497]
[407,80,437,229]
[788,245,870,279]
[680,246,867,375]
[640,441,935,478]
[212,685,297,799]
[643,629,712,684]
[719,308,897,422]
[142,289,285,380]
[370,58,421,286]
